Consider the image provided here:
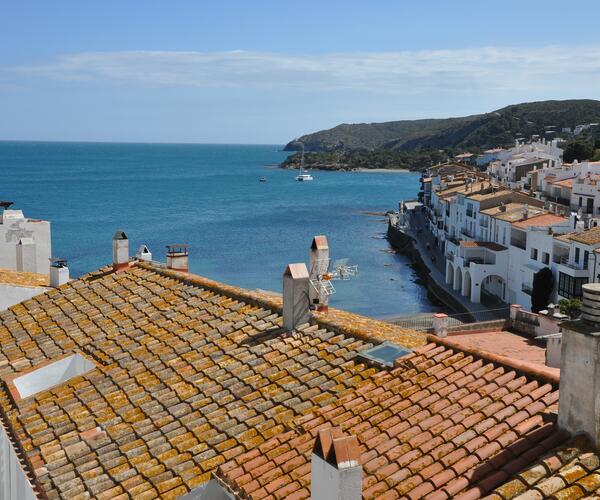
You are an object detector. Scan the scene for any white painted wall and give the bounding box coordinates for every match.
[0,284,48,312]
[0,210,51,275]
[0,425,37,500]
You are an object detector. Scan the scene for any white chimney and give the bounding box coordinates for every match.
[433,313,448,337]
[16,238,37,273]
[309,235,330,312]
[558,283,600,447]
[49,258,69,287]
[112,230,129,272]
[311,427,362,500]
[136,245,152,262]
[166,244,189,272]
[283,263,310,331]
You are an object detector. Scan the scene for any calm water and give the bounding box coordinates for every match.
[0,141,436,317]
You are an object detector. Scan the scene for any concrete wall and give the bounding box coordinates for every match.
[0,284,48,311]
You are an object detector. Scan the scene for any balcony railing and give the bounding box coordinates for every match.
[461,227,475,238]
[557,255,588,270]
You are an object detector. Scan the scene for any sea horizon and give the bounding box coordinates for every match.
[1,141,438,318]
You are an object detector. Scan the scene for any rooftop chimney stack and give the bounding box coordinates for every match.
[283,263,310,331]
[166,244,189,272]
[558,283,600,448]
[136,245,152,262]
[16,238,37,273]
[112,230,129,273]
[309,235,330,312]
[49,258,69,287]
[311,427,362,500]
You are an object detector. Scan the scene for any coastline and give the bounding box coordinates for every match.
[352,167,410,173]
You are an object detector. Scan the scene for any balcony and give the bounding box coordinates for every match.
[556,255,588,270]
[522,284,533,295]
[510,239,526,250]
[461,227,475,238]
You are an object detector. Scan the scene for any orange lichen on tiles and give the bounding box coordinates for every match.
[0,267,49,288]
[0,262,423,498]
[216,342,568,499]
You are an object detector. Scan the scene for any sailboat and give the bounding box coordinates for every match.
[295,142,313,181]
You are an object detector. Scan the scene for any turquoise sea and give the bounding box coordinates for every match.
[0,141,437,318]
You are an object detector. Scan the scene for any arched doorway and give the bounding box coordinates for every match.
[463,270,472,298]
[446,263,454,285]
[481,275,506,307]
[453,266,462,291]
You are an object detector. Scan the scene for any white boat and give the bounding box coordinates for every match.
[296,172,314,181]
[295,142,314,182]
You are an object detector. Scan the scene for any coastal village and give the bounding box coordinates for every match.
[4,131,600,499]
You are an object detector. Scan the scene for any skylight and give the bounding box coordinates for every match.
[12,353,96,400]
[358,342,412,368]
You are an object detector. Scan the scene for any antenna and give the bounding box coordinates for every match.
[309,257,358,298]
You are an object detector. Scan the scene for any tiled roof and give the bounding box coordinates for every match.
[554,226,600,245]
[460,241,508,252]
[216,339,567,499]
[0,268,49,288]
[490,435,600,498]
[480,205,547,223]
[0,262,425,499]
[549,178,574,188]
[512,214,567,229]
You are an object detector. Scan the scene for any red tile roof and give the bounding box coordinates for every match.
[512,214,567,229]
[460,241,508,252]
[549,178,574,188]
[216,339,566,499]
[0,262,425,498]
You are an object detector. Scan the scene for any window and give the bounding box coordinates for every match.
[530,248,538,261]
[10,353,96,401]
[558,272,588,299]
[584,250,590,269]
[542,252,550,265]
[575,248,580,263]
[359,342,412,368]
[579,197,583,208]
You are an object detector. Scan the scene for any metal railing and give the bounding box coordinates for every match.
[556,255,588,270]
[391,307,510,331]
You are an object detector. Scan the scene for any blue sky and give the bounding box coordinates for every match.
[2,0,600,144]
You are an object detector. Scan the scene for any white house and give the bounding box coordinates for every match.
[0,206,51,274]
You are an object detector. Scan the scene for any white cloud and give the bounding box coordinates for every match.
[6,45,600,94]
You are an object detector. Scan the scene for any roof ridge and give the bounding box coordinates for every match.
[427,334,560,387]
[135,261,426,348]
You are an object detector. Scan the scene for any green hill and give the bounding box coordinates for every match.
[284,99,600,153]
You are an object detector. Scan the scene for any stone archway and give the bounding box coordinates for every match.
[481,274,506,307]
[453,266,462,291]
[446,263,454,285]
[463,270,472,298]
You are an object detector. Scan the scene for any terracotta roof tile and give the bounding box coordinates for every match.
[512,214,568,228]
[0,261,426,498]
[215,335,570,499]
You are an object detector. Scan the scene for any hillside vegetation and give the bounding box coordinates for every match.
[282,100,600,171]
